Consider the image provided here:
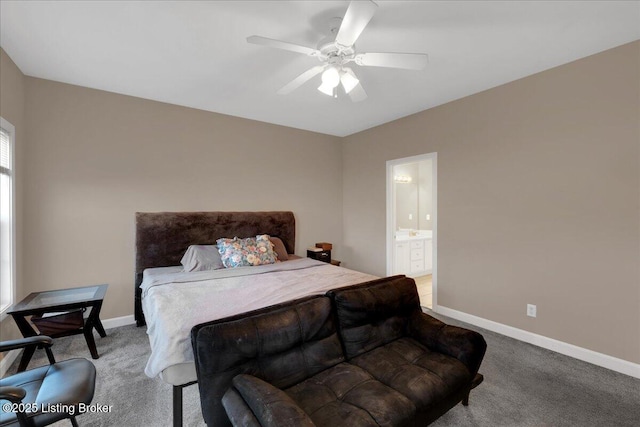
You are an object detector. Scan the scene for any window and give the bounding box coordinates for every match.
[1,117,15,314]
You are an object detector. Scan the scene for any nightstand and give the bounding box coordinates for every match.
[307,248,331,263]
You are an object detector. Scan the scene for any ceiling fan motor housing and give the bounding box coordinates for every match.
[316,17,356,66]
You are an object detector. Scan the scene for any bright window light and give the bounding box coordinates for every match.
[0,117,15,314]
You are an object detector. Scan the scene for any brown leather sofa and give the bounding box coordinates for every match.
[192,275,486,427]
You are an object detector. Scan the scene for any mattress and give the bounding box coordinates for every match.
[141,258,377,385]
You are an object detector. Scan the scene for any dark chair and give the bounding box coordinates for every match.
[0,336,96,427]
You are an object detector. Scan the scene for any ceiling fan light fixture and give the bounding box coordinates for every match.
[321,67,340,88]
[318,82,335,96]
[248,0,424,103]
[340,70,359,94]
[318,66,341,97]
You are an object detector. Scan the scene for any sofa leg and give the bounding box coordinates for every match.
[462,391,470,406]
[462,373,485,406]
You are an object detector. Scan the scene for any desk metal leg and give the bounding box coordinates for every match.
[11,314,38,372]
[94,318,107,338]
[84,303,105,359]
[83,328,99,359]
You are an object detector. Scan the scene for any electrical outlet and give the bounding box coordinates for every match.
[527,304,537,318]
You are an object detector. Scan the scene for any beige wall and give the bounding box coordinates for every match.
[2,41,638,367]
[0,49,25,349]
[342,41,640,364]
[21,77,343,320]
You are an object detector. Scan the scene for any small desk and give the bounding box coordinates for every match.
[7,284,108,371]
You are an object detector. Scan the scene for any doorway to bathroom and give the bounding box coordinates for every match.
[386,153,437,310]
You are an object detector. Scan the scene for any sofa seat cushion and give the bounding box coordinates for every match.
[285,362,415,427]
[350,337,472,413]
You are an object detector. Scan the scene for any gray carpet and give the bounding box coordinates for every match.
[4,312,640,427]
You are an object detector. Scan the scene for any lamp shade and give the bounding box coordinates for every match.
[340,70,359,94]
[318,82,335,96]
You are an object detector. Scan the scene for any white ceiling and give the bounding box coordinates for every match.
[1,1,639,137]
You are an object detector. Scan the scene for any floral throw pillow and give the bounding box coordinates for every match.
[216,234,278,268]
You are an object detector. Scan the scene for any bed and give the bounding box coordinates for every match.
[134,211,377,426]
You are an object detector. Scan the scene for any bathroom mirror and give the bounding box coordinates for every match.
[393,159,433,232]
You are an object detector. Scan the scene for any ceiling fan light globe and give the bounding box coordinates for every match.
[318,82,335,96]
[321,67,341,88]
[340,71,359,94]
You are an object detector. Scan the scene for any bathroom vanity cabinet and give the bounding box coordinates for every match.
[394,235,432,277]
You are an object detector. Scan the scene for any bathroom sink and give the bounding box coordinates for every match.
[395,230,432,241]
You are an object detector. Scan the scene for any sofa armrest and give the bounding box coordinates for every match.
[229,374,315,427]
[409,311,487,376]
[222,388,262,427]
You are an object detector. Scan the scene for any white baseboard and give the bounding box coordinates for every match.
[101,314,136,330]
[436,305,640,379]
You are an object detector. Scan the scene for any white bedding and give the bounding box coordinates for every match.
[141,258,377,379]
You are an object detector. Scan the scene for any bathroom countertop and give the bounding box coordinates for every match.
[395,231,433,241]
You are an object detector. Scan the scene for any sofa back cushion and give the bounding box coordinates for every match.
[192,295,344,427]
[328,275,421,359]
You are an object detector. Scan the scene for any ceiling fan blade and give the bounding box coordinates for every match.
[355,52,428,70]
[277,65,327,95]
[335,0,378,47]
[247,35,319,57]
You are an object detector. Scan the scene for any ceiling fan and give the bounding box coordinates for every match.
[247,0,428,102]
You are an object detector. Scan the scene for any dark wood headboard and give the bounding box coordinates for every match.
[134,211,296,326]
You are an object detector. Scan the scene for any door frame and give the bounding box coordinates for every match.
[386,152,438,311]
